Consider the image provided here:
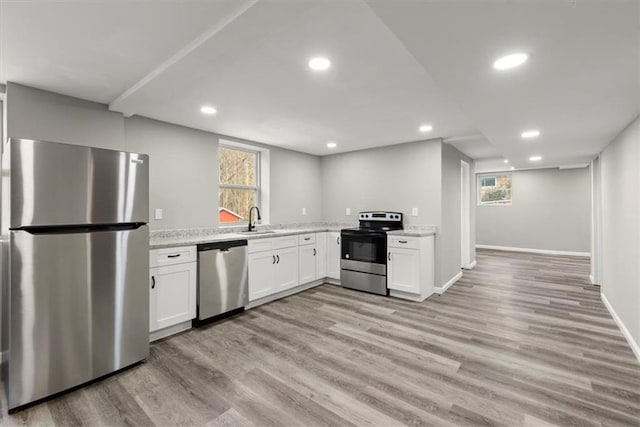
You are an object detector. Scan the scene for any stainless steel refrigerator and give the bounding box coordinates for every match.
[1,138,150,411]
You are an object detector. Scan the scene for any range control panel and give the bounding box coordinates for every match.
[358,211,403,222]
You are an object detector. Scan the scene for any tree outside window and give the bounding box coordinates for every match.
[478,174,512,205]
[219,146,259,223]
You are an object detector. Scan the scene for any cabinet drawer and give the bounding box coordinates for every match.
[388,236,420,249]
[150,245,196,267]
[298,233,316,246]
[248,235,299,253]
[248,238,275,254]
[274,235,299,250]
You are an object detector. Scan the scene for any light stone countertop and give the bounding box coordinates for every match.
[149,222,354,249]
[387,226,438,237]
[149,222,438,249]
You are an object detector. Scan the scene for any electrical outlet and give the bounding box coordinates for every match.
[302,207,307,215]
[345,208,351,215]
[155,208,163,220]
[412,207,418,217]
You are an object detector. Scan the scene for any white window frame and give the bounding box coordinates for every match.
[477,173,512,206]
[218,139,270,225]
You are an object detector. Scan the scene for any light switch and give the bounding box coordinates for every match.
[302,207,307,215]
[412,207,418,217]
[346,208,351,215]
[155,208,163,220]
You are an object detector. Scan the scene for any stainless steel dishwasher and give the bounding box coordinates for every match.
[195,239,248,325]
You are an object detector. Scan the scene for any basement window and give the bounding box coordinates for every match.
[219,145,260,224]
[478,174,512,206]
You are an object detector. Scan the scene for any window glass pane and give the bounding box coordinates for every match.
[481,177,495,187]
[220,146,256,186]
[219,188,257,223]
[480,175,512,205]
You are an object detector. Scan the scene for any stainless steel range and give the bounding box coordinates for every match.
[340,211,403,295]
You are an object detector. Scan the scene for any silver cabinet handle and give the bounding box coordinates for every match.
[276,254,280,264]
[272,255,276,264]
[387,252,391,261]
[398,240,407,244]
[313,248,316,256]
[337,237,340,245]
[304,237,311,241]
[167,254,181,258]
[151,276,156,289]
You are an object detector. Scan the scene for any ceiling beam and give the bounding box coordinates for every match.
[108,0,259,117]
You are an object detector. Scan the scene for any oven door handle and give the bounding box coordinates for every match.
[388,252,391,262]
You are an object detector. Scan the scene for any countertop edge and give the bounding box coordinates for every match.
[150,227,341,249]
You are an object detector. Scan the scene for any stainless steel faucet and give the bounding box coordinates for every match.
[248,206,261,232]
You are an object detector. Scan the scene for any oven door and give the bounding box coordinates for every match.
[340,230,387,273]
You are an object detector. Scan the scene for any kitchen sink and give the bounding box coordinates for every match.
[238,230,276,235]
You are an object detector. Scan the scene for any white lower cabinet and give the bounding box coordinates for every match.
[149,246,197,333]
[276,246,299,291]
[247,251,277,300]
[315,232,327,279]
[387,235,435,301]
[299,232,327,285]
[248,236,299,301]
[299,243,316,284]
[326,231,341,280]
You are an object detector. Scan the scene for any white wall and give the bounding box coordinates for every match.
[269,147,322,224]
[320,139,442,226]
[124,116,219,230]
[320,139,476,288]
[476,167,591,253]
[599,116,639,357]
[6,83,125,150]
[5,83,323,230]
[441,143,476,284]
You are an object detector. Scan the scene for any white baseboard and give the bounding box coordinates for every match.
[247,280,324,309]
[601,292,640,363]
[150,320,192,342]
[476,244,590,257]
[435,271,463,294]
[463,260,477,270]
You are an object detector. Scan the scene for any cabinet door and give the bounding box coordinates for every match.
[248,251,276,301]
[149,262,197,332]
[388,248,421,294]
[299,244,316,284]
[275,246,299,291]
[315,232,327,279]
[327,232,341,280]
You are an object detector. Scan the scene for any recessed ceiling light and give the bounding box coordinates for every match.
[493,53,528,70]
[504,159,509,164]
[419,125,433,132]
[521,129,541,139]
[510,166,515,170]
[326,142,337,148]
[529,155,542,161]
[309,57,331,71]
[200,106,217,115]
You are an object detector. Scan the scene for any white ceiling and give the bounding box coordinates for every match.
[1,0,638,164]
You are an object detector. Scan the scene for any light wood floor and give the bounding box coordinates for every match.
[2,249,639,426]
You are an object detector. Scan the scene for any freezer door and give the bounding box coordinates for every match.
[9,138,148,228]
[6,226,149,409]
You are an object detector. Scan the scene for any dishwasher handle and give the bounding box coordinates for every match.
[197,239,247,251]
